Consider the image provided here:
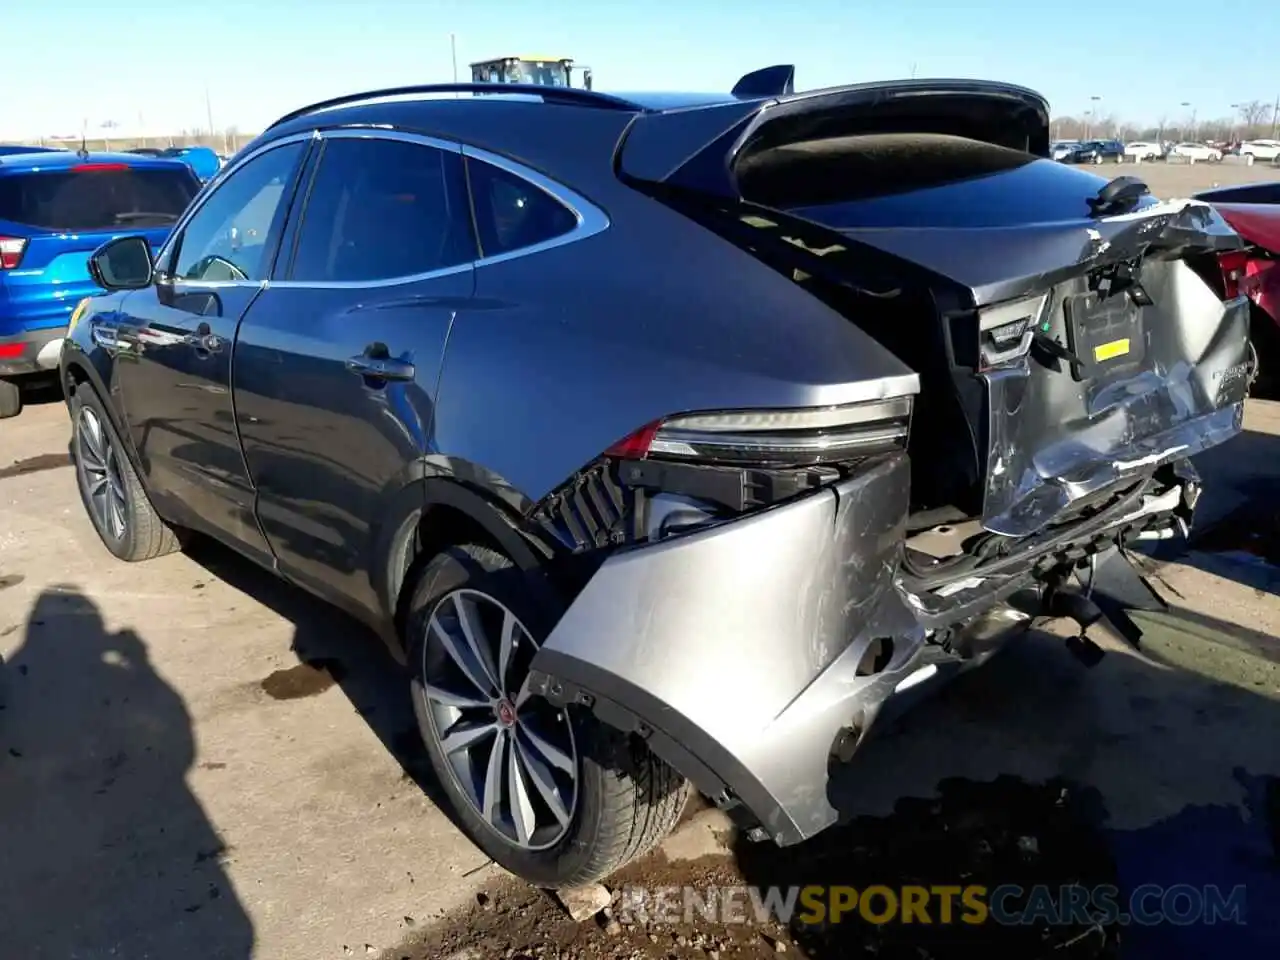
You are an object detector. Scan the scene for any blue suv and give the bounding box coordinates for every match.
[0,150,201,416]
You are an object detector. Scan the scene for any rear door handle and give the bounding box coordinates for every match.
[346,353,415,382]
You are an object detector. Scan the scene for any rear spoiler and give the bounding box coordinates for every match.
[616,79,1051,199]
[731,65,795,99]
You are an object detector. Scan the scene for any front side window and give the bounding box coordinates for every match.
[170,141,304,282]
[466,158,578,258]
[289,136,476,283]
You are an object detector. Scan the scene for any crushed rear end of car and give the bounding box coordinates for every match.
[524,79,1253,846]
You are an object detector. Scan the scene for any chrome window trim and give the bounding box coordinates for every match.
[316,126,462,154]
[262,130,610,290]
[154,131,315,281]
[462,144,610,268]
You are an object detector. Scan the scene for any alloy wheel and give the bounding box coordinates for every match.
[76,406,128,541]
[419,588,579,851]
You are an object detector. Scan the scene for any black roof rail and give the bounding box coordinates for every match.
[265,83,645,131]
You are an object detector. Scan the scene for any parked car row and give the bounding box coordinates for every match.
[126,145,223,181]
[1052,139,1126,164]
[37,71,1253,890]
[1050,138,1231,163]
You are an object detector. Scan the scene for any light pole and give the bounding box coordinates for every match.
[450,32,459,98]
[1230,102,1240,143]
[1085,95,1101,139]
[1181,101,1196,141]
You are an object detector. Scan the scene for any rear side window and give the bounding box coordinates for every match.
[467,158,578,258]
[289,137,476,283]
[0,166,198,230]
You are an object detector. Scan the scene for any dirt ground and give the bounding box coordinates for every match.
[0,386,509,959]
[1113,156,1280,198]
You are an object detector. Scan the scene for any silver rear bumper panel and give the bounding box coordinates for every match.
[529,409,1235,845]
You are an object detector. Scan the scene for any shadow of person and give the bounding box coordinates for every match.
[0,587,253,959]
[732,617,1280,960]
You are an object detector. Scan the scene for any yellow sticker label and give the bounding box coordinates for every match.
[1094,338,1130,362]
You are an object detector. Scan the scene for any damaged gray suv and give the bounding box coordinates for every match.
[61,67,1253,888]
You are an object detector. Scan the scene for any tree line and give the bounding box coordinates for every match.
[1052,98,1279,143]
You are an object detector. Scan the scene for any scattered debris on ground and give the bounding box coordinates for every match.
[394,778,1120,960]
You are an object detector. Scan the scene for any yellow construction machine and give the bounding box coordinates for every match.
[469,56,593,90]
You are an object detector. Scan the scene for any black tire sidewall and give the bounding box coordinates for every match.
[70,387,137,559]
[404,545,622,888]
[0,379,20,419]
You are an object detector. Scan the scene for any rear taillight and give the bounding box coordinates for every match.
[0,236,27,270]
[1218,250,1251,299]
[605,397,913,467]
[977,292,1050,369]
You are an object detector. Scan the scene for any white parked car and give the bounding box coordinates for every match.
[1169,142,1222,162]
[1050,140,1079,161]
[1240,139,1280,161]
[1124,141,1163,160]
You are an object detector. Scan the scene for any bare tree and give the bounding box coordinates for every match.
[1236,99,1270,136]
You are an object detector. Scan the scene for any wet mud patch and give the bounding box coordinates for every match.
[394,777,1120,960]
[260,658,347,700]
[0,452,71,480]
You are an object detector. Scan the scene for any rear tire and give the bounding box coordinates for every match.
[405,543,691,888]
[0,379,20,419]
[69,386,183,562]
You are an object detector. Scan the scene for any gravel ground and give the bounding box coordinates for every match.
[1111,157,1280,198]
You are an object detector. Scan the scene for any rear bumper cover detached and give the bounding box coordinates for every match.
[528,406,1241,847]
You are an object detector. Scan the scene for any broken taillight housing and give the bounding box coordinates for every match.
[605,396,914,467]
[1218,250,1251,300]
[977,292,1049,369]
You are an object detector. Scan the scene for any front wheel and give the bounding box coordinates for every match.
[406,543,691,888]
[0,379,20,419]
[70,386,183,561]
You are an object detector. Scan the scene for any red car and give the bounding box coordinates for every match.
[1196,183,1280,395]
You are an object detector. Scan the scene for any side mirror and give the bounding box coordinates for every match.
[89,235,154,291]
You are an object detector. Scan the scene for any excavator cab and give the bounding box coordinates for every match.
[469,56,592,90]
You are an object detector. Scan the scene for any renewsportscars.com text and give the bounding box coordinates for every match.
[615,883,1248,928]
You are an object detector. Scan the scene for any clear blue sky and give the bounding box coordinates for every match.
[5,0,1277,139]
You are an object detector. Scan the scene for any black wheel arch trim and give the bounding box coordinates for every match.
[528,647,806,845]
[60,345,147,481]
[376,473,559,661]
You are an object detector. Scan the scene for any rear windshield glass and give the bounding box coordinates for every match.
[0,167,198,231]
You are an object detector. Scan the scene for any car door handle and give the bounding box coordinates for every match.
[346,354,415,382]
[184,322,224,353]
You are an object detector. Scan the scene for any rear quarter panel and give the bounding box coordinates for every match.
[431,183,918,505]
